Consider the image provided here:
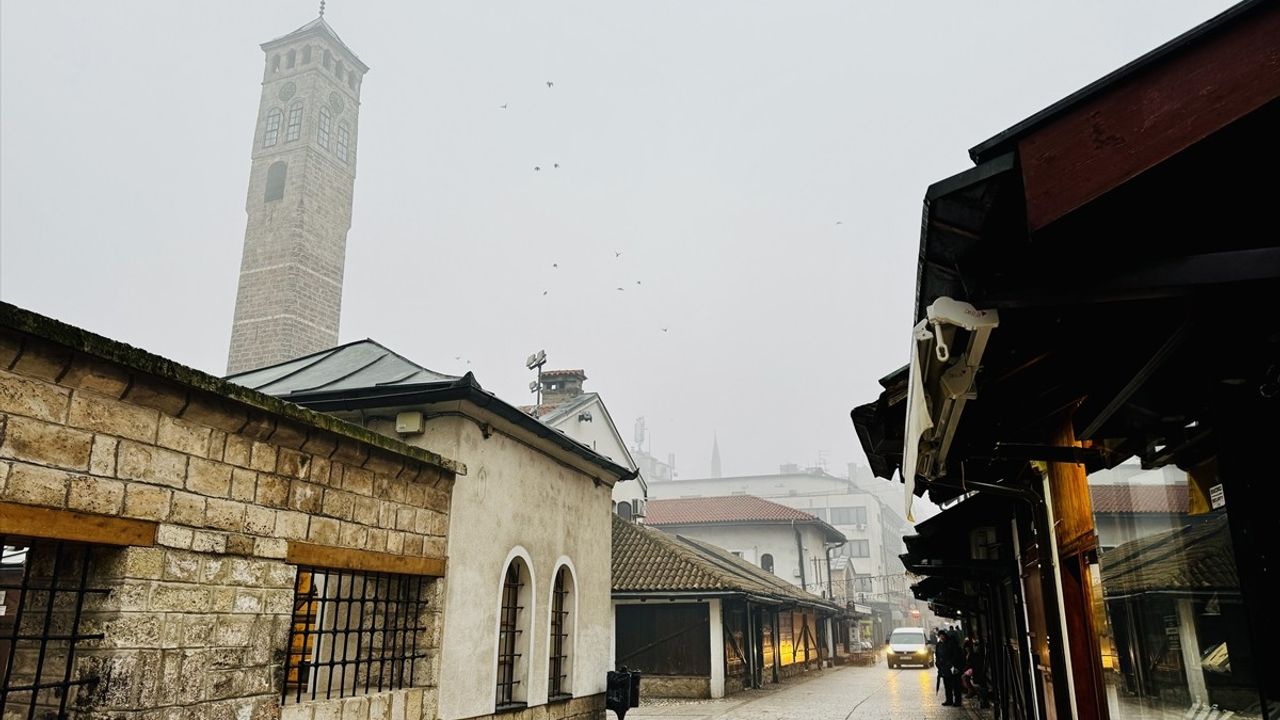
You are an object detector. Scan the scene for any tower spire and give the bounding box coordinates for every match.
[711,433,722,478]
[319,0,325,17]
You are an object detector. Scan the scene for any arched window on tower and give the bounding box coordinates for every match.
[761,553,775,574]
[263,108,283,147]
[348,73,357,91]
[264,161,287,203]
[271,54,281,73]
[336,124,350,163]
[285,103,303,143]
[317,107,332,149]
[335,60,345,79]
[286,49,296,69]
[323,49,333,70]
[301,45,312,64]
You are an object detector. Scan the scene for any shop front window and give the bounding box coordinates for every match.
[1088,464,1259,719]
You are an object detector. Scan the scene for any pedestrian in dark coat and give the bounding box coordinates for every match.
[935,630,963,706]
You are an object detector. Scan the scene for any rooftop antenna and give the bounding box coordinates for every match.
[525,349,547,415]
[319,0,326,17]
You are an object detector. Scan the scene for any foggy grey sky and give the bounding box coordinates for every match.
[1,1,1235,485]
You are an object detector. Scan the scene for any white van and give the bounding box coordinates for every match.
[886,626,933,669]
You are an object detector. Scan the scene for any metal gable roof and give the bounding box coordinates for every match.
[226,340,459,398]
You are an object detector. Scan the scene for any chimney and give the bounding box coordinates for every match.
[540,369,587,406]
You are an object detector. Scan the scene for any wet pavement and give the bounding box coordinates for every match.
[625,664,988,719]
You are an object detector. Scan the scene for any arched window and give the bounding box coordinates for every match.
[263,108,283,147]
[317,106,331,149]
[497,557,532,709]
[548,565,576,699]
[286,49,296,68]
[271,54,281,73]
[761,553,775,574]
[616,502,633,522]
[335,60,345,78]
[323,49,333,70]
[336,124,350,163]
[301,46,312,64]
[348,73,357,91]
[285,102,303,143]
[264,161,286,202]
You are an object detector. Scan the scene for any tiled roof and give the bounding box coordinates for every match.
[1089,484,1189,514]
[611,516,842,611]
[542,369,586,377]
[647,495,823,525]
[1100,514,1238,595]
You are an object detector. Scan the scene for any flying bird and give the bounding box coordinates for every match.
[546,81,554,88]
[836,220,843,225]
[542,290,548,296]
[661,328,669,333]
[534,166,541,171]
[454,356,461,360]
[554,163,560,168]
[636,280,641,285]
[615,251,622,258]
[552,263,558,268]
[616,287,625,291]
[500,103,508,109]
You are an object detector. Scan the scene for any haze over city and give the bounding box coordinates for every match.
[0,0,1234,480]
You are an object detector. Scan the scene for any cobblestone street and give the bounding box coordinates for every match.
[626,665,988,720]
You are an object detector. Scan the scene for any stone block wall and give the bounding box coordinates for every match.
[638,675,710,699]
[0,317,458,718]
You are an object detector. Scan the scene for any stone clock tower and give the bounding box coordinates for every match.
[226,15,367,374]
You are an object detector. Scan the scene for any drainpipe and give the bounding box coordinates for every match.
[825,544,834,600]
[792,520,808,591]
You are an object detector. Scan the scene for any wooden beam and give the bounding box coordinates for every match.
[1019,4,1280,231]
[0,501,156,546]
[286,541,446,577]
[1078,321,1192,441]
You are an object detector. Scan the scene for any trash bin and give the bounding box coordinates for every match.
[605,668,641,719]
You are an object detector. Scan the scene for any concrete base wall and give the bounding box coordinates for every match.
[640,675,710,699]
[456,693,604,720]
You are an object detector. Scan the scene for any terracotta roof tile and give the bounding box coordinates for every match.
[1089,484,1189,514]
[611,516,842,611]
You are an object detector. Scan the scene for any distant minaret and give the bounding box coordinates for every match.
[711,433,722,478]
[226,13,368,374]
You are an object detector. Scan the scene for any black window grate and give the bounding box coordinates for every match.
[547,568,568,698]
[283,567,431,704]
[495,562,523,707]
[0,537,105,719]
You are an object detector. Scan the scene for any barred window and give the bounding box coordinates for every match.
[336,124,350,163]
[496,558,531,709]
[264,108,283,147]
[283,567,432,703]
[547,566,575,699]
[1,537,106,718]
[285,103,303,142]
[318,106,331,150]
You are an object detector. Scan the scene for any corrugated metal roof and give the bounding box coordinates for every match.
[226,340,459,398]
